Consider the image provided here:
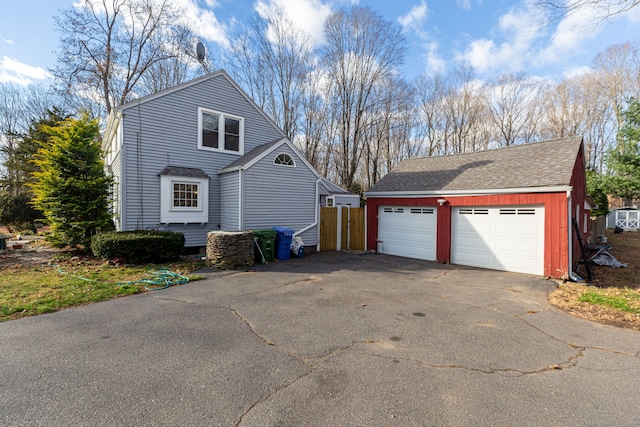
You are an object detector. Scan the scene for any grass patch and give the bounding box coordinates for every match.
[0,261,204,322]
[578,289,640,314]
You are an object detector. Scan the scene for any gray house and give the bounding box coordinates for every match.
[103,70,325,249]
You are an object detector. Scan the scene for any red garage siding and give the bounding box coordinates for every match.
[367,192,570,278]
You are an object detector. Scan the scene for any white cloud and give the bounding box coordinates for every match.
[0,35,14,45]
[398,1,428,32]
[456,0,471,11]
[459,5,544,74]
[423,41,445,74]
[539,3,602,64]
[175,0,230,48]
[0,56,52,86]
[563,65,592,79]
[254,0,332,46]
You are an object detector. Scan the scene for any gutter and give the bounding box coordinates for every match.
[365,186,572,198]
[294,178,321,251]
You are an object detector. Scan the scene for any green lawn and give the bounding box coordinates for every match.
[0,262,204,321]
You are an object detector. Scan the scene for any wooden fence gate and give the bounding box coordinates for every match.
[319,206,365,251]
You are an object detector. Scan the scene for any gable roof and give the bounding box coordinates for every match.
[111,69,286,139]
[366,137,583,195]
[218,138,321,179]
[318,178,352,196]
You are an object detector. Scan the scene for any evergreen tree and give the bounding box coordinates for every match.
[0,109,68,232]
[585,168,609,217]
[605,99,640,204]
[29,113,113,247]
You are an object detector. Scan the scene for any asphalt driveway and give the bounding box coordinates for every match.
[2,252,640,426]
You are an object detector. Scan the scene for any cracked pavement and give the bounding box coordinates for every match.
[2,252,640,426]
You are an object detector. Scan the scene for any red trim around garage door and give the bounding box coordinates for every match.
[366,192,569,278]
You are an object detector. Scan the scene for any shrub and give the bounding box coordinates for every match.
[91,230,185,264]
[0,193,42,233]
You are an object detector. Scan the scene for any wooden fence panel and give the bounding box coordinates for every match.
[320,206,365,251]
[346,207,365,250]
[320,207,338,251]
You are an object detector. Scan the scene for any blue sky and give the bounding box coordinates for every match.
[1,0,639,86]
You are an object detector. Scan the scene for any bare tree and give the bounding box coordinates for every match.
[414,73,448,157]
[362,76,414,187]
[322,6,407,189]
[53,0,196,115]
[535,0,640,23]
[139,31,212,94]
[592,40,640,124]
[227,11,313,141]
[486,73,544,147]
[0,83,53,195]
[441,66,488,154]
[299,70,334,176]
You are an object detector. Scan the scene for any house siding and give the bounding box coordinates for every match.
[569,144,588,272]
[243,144,319,245]
[367,192,571,278]
[117,73,284,247]
[220,171,240,231]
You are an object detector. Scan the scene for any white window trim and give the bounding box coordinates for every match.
[197,107,244,154]
[273,152,296,167]
[160,175,209,224]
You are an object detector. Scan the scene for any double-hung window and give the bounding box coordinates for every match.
[198,107,244,154]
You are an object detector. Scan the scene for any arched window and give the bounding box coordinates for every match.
[274,153,295,167]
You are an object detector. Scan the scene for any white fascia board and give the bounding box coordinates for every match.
[218,165,242,174]
[103,110,122,152]
[365,186,573,198]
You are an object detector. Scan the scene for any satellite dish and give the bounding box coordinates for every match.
[196,42,206,62]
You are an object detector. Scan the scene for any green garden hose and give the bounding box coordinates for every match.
[56,267,190,291]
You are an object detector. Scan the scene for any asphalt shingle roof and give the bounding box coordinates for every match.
[219,139,284,172]
[366,136,583,194]
[158,166,209,179]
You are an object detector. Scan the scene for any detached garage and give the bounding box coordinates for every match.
[365,137,591,279]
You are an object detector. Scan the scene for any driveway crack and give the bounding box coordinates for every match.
[149,296,198,305]
[361,340,585,376]
[229,306,310,366]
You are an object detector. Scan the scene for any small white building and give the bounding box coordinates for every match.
[607,207,640,230]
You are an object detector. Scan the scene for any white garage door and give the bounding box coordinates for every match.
[451,206,544,275]
[378,206,437,261]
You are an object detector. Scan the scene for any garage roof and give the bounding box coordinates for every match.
[366,137,583,194]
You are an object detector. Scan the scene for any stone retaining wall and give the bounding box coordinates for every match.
[206,231,254,270]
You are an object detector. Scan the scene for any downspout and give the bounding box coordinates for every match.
[238,169,243,230]
[294,178,321,252]
[567,189,580,282]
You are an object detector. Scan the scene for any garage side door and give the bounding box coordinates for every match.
[451,206,544,275]
[378,206,437,261]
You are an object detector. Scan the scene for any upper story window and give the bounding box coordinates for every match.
[198,107,244,154]
[274,153,295,167]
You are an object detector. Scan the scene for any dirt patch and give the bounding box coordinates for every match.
[0,237,66,269]
[549,231,640,330]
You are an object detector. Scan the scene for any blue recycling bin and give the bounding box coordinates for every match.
[273,226,294,260]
